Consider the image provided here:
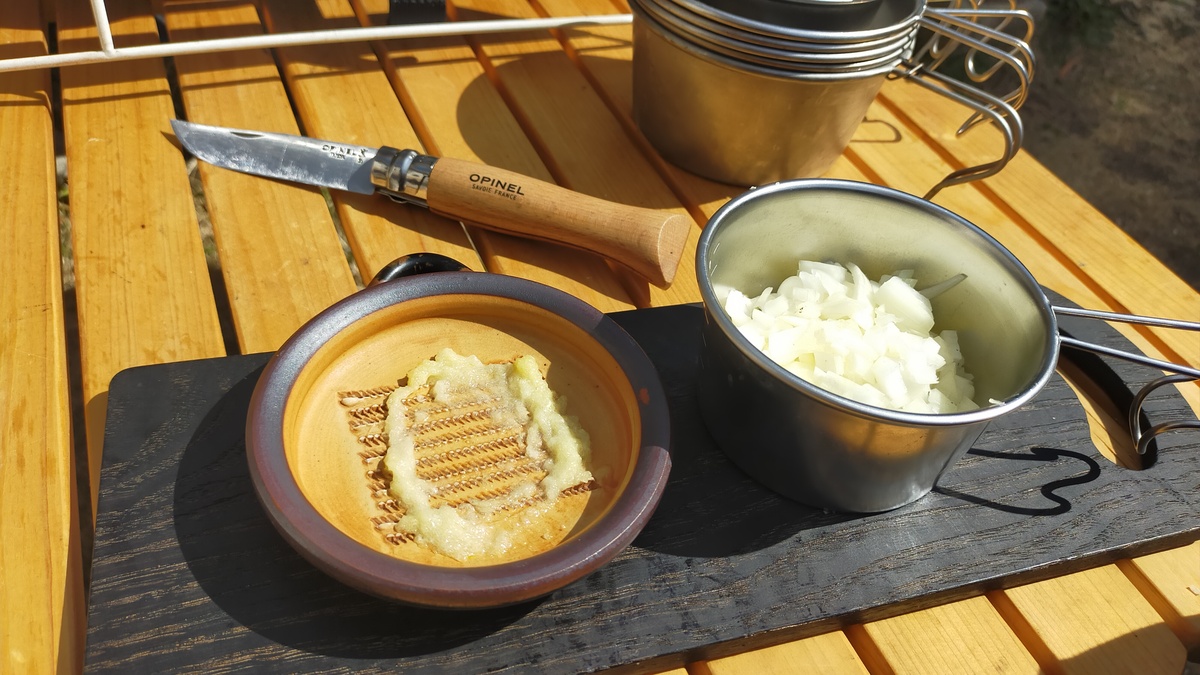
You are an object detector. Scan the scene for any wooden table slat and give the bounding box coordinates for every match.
[451,0,703,308]
[164,1,361,354]
[535,0,753,219]
[705,631,871,675]
[353,0,637,312]
[56,0,227,512]
[0,5,85,672]
[1004,565,1187,674]
[1127,543,1200,643]
[259,0,483,282]
[861,596,1042,675]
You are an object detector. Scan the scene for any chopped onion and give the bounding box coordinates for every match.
[721,261,979,414]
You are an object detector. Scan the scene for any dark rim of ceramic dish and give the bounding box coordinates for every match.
[245,272,673,608]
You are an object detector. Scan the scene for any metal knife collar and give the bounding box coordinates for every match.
[370,147,438,206]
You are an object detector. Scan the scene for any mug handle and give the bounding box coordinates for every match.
[893,7,1035,198]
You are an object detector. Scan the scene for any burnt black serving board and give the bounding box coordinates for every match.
[86,298,1200,673]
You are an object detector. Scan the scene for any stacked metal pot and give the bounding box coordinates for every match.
[630,0,1033,192]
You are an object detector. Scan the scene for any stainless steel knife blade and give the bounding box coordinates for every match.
[170,119,379,195]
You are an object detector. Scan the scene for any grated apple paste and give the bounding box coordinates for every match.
[382,348,592,561]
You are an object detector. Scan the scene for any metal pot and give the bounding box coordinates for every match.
[632,0,1036,196]
[695,179,1058,512]
[632,5,895,186]
[695,179,1199,513]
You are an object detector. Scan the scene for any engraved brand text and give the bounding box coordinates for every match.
[469,173,526,200]
[322,144,370,164]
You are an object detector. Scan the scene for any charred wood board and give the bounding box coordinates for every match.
[86,296,1200,673]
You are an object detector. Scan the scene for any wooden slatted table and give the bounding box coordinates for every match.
[2,0,1197,672]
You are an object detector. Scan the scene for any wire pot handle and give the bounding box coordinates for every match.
[1052,305,1200,455]
[892,6,1035,198]
[1128,374,1200,456]
[1054,306,1200,380]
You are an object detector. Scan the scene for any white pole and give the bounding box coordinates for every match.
[0,14,633,74]
[88,0,117,54]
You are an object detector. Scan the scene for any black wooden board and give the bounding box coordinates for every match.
[86,299,1200,673]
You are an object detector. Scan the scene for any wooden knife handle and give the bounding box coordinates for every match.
[424,157,690,287]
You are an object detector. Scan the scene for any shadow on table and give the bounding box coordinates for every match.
[933,446,1102,516]
[1054,620,1191,674]
[454,56,707,212]
[172,367,538,660]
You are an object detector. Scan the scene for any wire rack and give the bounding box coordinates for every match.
[0,0,634,73]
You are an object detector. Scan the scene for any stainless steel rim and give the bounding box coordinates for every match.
[649,0,916,53]
[639,0,916,65]
[669,0,926,43]
[633,4,903,81]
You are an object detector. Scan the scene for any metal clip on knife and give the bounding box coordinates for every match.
[170,120,689,287]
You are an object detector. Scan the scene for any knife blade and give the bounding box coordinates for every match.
[170,119,689,287]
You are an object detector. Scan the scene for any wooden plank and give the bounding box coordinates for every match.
[258,0,483,283]
[517,0,744,221]
[1001,565,1186,674]
[705,631,869,675]
[450,0,702,308]
[1125,543,1200,644]
[352,0,636,312]
[878,80,1200,374]
[860,596,1041,674]
[56,0,225,512]
[0,4,85,672]
[162,1,360,354]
